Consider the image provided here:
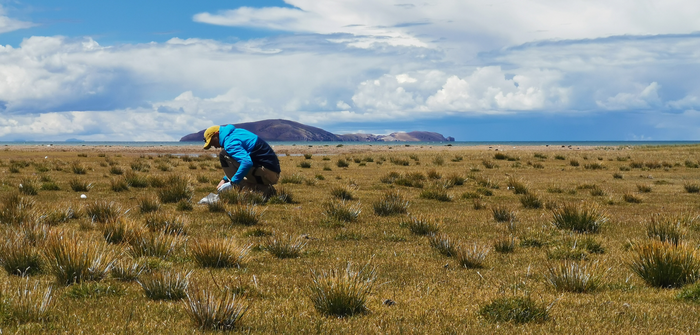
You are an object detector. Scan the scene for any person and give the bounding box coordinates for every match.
[202,124,281,197]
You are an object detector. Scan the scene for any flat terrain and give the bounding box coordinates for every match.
[1,144,700,333]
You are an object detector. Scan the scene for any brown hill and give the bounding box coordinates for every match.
[179,119,453,142]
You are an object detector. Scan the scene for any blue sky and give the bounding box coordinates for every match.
[0,0,699,141]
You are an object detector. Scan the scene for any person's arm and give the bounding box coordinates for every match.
[224,140,254,184]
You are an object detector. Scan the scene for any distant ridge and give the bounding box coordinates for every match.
[179,119,454,142]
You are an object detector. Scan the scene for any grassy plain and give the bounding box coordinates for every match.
[1,143,700,333]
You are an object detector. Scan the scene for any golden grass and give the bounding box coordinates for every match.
[1,144,700,332]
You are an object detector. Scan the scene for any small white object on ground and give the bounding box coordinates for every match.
[198,193,219,205]
[80,194,87,199]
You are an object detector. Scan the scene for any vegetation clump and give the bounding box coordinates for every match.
[551,203,606,233]
[479,296,549,324]
[308,263,376,317]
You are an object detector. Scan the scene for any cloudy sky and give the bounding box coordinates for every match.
[0,0,699,141]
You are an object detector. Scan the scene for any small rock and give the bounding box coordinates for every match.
[80,194,87,199]
[383,299,396,306]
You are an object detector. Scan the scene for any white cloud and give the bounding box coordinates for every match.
[0,6,34,34]
[596,82,661,110]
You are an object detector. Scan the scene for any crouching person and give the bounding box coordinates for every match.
[202,125,281,198]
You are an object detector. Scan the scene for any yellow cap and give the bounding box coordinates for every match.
[203,126,220,149]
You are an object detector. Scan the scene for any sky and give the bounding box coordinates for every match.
[0,0,699,141]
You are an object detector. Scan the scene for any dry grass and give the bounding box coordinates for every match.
[2,145,700,332]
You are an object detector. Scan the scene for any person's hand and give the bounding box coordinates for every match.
[217,181,233,193]
[217,179,227,189]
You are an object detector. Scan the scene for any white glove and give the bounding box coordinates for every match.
[217,181,233,193]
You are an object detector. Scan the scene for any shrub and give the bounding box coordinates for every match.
[138,196,160,213]
[455,243,489,268]
[184,284,249,330]
[280,173,304,184]
[551,203,606,233]
[684,183,700,193]
[3,278,54,324]
[0,234,43,276]
[299,161,312,169]
[647,215,684,245]
[85,201,122,223]
[519,193,542,209]
[139,270,190,300]
[629,240,700,288]
[492,206,516,223]
[330,186,354,200]
[128,232,180,259]
[479,296,548,324]
[428,234,456,257]
[157,175,193,203]
[419,188,453,202]
[323,200,361,223]
[545,261,604,293]
[263,234,307,259]
[44,232,115,285]
[401,216,439,235]
[227,205,263,226]
[373,190,409,216]
[190,238,251,268]
[69,178,92,192]
[308,263,376,317]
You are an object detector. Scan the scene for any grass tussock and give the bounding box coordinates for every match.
[44,232,115,285]
[519,193,543,209]
[373,190,409,216]
[110,177,130,192]
[157,175,193,203]
[267,187,294,204]
[102,218,144,244]
[190,238,251,268]
[629,240,700,288]
[479,296,549,324]
[308,262,376,317]
[144,213,188,235]
[124,171,149,188]
[184,284,249,331]
[110,259,146,282]
[425,234,454,258]
[280,173,305,184]
[137,196,160,213]
[545,261,605,293]
[322,200,361,223]
[419,187,453,202]
[455,243,489,268]
[139,270,191,300]
[330,186,354,200]
[551,203,606,233]
[227,205,264,226]
[400,215,439,235]
[0,234,44,276]
[506,177,529,194]
[263,234,307,259]
[646,214,684,245]
[68,178,92,192]
[492,205,516,223]
[127,231,180,259]
[683,182,700,193]
[85,201,122,223]
[494,236,516,254]
[0,193,35,225]
[623,192,643,203]
[2,278,55,324]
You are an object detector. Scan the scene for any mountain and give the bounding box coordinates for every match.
[179,119,454,142]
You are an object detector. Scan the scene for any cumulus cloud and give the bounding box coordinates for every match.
[597,82,661,110]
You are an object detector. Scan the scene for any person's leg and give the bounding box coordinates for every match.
[219,149,256,185]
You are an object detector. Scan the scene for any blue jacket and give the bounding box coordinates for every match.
[219,125,280,184]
